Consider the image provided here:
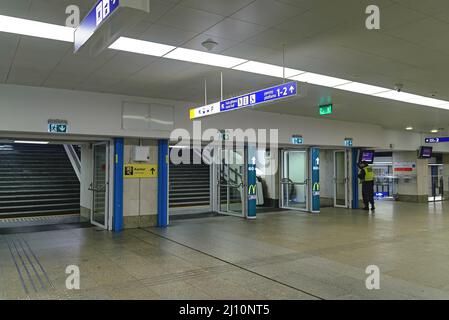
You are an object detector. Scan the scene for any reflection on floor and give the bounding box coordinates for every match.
[2,201,449,299]
[0,214,90,234]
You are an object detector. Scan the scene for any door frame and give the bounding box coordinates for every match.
[333,150,349,208]
[215,144,247,217]
[90,140,113,230]
[279,148,310,212]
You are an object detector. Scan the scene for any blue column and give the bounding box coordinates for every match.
[158,139,169,228]
[113,138,124,232]
[352,148,360,209]
[310,147,320,213]
[247,145,257,219]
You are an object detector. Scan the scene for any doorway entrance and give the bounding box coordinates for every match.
[0,138,113,232]
[334,150,349,208]
[280,149,309,211]
[217,146,246,217]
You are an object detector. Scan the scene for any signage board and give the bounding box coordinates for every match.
[393,162,417,176]
[124,164,157,178]
[48,121,68,134]
[344,138,353,147]
[292,135,303,145]
[425,137,449,143]
[190,82,298,120]
[375,191,389,199]
[319,104,333,116]
[74,0,120,52]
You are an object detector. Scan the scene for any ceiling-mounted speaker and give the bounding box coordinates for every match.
[74,0,150,56]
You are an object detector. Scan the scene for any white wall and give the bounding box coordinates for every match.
[0,84,439,153]
[0,84,180,139]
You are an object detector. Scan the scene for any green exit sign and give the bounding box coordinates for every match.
[319,104,333,116]
[48,121,68,134]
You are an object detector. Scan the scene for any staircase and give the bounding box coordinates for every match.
[169,163,210,208]
[0,143,80,218]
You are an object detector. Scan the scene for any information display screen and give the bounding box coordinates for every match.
[418,146,433,159]
[359,150,375,164]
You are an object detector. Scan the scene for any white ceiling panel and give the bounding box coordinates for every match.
[231,0,305,27]
[158,5,224,33]
[203,18,267,42]
[180,0,255,16]
[139,23,197,47]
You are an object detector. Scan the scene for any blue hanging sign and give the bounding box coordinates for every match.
[190,82,298,119]
[74,0,120,52]
[425,137,449,143]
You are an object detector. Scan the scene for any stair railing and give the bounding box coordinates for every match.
[63,144,81,182]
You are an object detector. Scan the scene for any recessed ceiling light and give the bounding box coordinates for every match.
[109,37,175,57]
[14,140,49,144]
[430,129,439,133]
[405,126,413,131]
[164,47,247,68]
[0,14,74,42]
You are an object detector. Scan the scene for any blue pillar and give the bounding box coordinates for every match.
[247,145,257,219]
[158,139,169,228]
[310,147,320,213]
[113,138,124,232]
[352,148,360,209]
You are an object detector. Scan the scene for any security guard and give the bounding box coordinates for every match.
[358,161,375,211]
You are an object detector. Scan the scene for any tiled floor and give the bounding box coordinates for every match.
[2,201,449,299]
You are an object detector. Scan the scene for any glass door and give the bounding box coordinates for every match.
[218,146,245,217]
[280,149,308,211]
[334,150,349,208]
[90,142,109,228]
[429,164,444,202]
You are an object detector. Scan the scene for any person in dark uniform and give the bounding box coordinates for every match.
[358,161,375,211]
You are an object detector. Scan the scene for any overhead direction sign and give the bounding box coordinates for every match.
[74,0,120,52]
[425,137,449,143]
[190,81,298,120]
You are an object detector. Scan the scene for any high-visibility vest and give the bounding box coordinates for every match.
[363,167,374,182]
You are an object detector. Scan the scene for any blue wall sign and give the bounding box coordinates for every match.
[190,82,298,119]
[425,137,449,143]
[74,0,120,52]
[310,148,320,213]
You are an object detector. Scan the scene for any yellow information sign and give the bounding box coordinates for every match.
[124,164,158,179]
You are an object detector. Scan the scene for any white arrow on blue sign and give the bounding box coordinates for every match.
[190,81,298,119]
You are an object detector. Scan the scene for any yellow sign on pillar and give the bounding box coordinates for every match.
[124,164,158,178]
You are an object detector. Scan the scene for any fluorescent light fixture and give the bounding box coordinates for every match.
[430,129,439,133]
[289,72,351,87]
[109,37,175,57]
[334,82,390,95]
[233,61,304,78]
[14,140,49,144]
[374,91,447,107]
[0,14,74,42]
[164,48,247,68]
[405,126,413,131]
